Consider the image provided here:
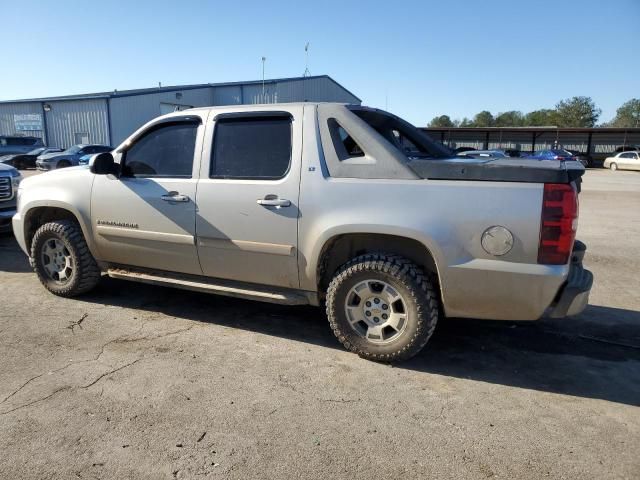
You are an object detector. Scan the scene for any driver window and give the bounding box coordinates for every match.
[122,122,198,178]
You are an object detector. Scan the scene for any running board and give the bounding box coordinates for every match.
[107,267,314,306]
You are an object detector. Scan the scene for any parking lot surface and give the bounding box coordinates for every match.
[1,169,639,479]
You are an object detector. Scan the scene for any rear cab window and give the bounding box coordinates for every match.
[347,107,452,160]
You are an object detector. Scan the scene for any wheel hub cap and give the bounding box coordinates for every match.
[344,280,408,344]
[41,238,73,283]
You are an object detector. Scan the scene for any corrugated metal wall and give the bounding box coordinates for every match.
[275,77,360,103]
[109,87,214,145]
[0,102,45,141]
[213,85,243,105]
[45,99,109,149]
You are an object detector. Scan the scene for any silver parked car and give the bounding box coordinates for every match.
[36,144,112,170]
[603,151,640,171]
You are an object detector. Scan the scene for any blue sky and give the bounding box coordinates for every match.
[2,0,638,125]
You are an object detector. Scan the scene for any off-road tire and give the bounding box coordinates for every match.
[30,220,101,297]
[326,253,439,362]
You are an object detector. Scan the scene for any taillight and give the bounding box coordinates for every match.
[538,183,578,265]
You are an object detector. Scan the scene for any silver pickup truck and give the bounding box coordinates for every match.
[12,103,593,361]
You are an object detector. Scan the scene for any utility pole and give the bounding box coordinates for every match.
[261,57,266,103]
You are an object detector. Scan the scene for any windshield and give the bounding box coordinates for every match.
[551,149,573,156]
[27,147,46,155]
[349,107,453,159]
[63,145,82,154]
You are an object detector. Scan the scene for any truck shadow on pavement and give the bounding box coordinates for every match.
[81,276,640,407]
[2,233,639,407]
[0,233,32,273]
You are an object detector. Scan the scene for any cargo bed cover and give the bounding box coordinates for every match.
[407,157,585,184]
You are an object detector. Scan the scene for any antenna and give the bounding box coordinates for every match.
[261,56,266,103]
[303,42,310,77]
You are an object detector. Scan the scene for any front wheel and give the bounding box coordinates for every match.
[326,253,439,362]
[610,162,618,171]
[57,160,71,169]
[30,220,101,297]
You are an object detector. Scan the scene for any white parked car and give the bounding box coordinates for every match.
[603,151,640,171]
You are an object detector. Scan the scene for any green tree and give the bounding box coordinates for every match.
[494,111,524,127]
[473,110,495,127]
[608,98,640,127]
[459,117,473,127]
[428,115,455,127]
[524,109,556,126]
[553,96,601,127]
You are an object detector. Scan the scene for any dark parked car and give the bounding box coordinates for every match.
[36,144,112,170]
[454,146,477,153]
[566,150,593,168]
[0,136,44,156]
[0,147,63,170]
[503,148,523,157]
[524,149,577,162]
[456,149,508,159]
[614,145,640,153]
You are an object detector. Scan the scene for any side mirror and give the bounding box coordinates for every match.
[89,152,117,175]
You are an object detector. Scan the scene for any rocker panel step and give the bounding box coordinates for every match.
[107,267,313,306]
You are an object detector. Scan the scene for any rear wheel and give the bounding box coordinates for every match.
[610,162,618,171]
[30,220,101,297]
[326,253,439,362]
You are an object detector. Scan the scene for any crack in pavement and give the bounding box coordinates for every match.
[79,357,144,389]
[0,323,195,414]
[0,358,144,416]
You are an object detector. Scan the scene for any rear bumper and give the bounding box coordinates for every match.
[548,241,593,318]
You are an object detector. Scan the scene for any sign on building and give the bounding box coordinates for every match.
[14,114,43,131]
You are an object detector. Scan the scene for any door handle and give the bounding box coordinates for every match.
[257,195,291,207]
[161,191,190,202]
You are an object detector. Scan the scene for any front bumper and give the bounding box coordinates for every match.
[548,241,593,318]
[0,201,17,232]
[36,161,54,171]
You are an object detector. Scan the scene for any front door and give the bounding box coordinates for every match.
[91,118,205,275]
[195,106,302,288]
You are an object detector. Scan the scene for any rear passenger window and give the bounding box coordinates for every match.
[122,122,198,178]
[327,119,365,160]
[211,116,291,179]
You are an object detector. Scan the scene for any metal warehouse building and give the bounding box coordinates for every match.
[0,75,360,149]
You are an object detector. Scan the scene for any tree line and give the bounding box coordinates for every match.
[428,97,640,129]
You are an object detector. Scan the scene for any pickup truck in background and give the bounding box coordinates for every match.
[12,103,593,361]
[0,163,22,232]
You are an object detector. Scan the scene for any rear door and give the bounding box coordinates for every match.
[91,115,206,275]
[195,106,302,288]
